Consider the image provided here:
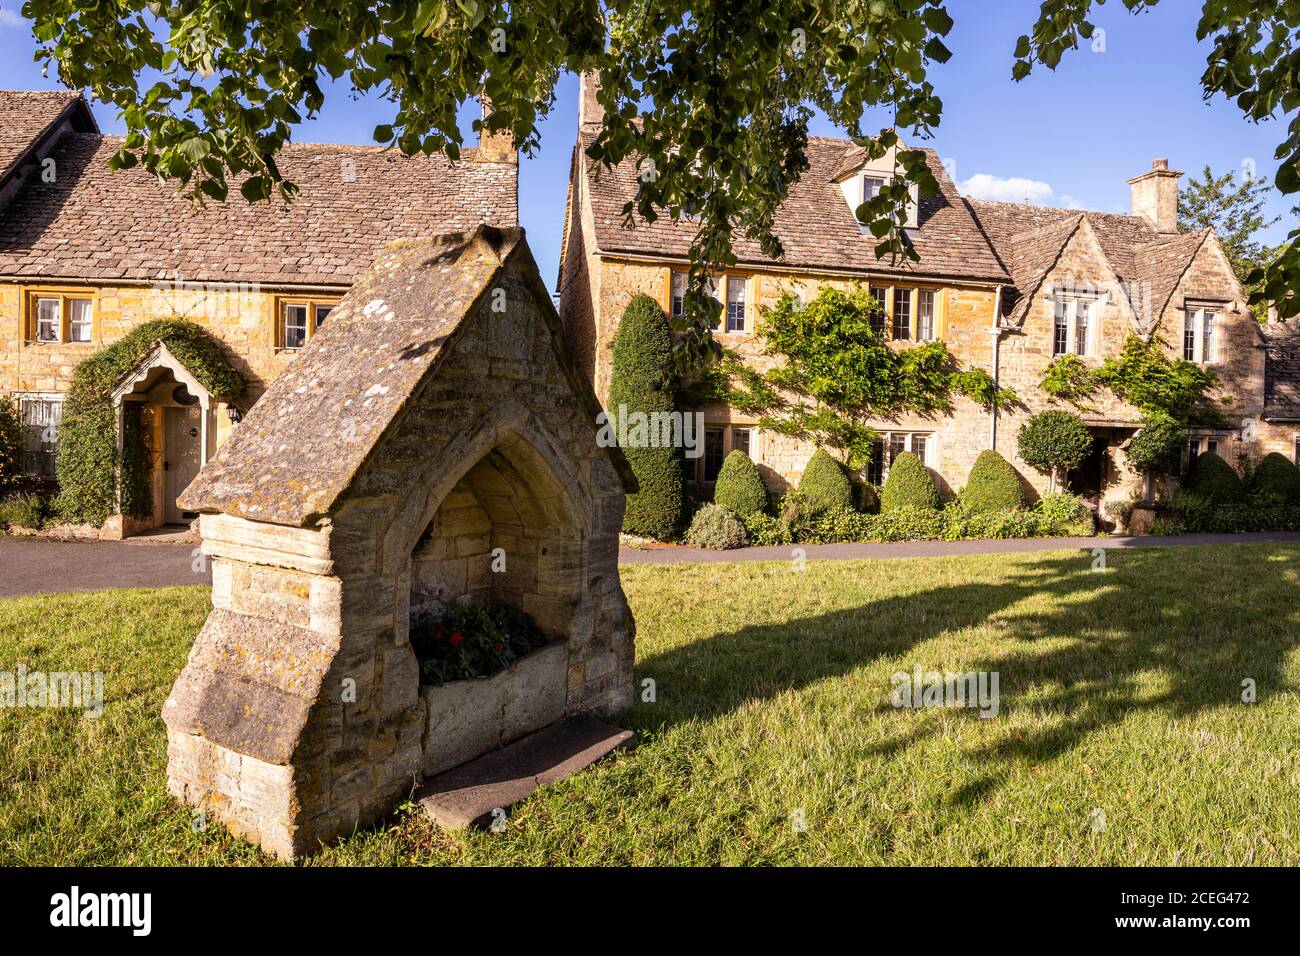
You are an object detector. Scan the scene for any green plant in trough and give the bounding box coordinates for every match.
[960,449,1024,513]
[1017,409,1093,492]
[55,319,243,526]
[684,502,748,550]
[713,450,767,517]
[0,394,22,498]
[1187,451,1243,503]
[1247,452,1300,504]
[607,294,683,540]
[880,450,938,512]
[797,448,855,513]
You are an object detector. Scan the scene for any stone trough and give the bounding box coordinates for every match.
[161,226,637,859]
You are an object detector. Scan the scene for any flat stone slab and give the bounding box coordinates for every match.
[416,715,636,830]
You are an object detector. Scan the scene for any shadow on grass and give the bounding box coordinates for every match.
[634,544,1300,800]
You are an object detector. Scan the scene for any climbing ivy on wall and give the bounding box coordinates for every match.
[55,319,244,526]
[690,287,1019,469]
[1040,335,1222,424]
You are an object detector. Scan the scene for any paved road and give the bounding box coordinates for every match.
[618,531,1300,564]
[0,537,210,599]
[3,531,1300,599]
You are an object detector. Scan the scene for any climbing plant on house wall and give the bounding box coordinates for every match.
[55,319,244,526]
[694,287,1019,469]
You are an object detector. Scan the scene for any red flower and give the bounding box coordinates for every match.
[494,642,505,653]
[449,630,464,648]
[434,624,446,642]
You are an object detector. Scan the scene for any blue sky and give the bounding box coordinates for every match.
[0,0,1293,292]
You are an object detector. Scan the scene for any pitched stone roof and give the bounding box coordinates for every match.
[1262,319,1300,421]
[578,131,1010,284]
[0,129,518,287]
[180,225,634,526]
[968,198,1216,332]
[0,90,86,185]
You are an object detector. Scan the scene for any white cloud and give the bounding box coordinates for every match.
[958,172,1088,210]
[0,8,24,28]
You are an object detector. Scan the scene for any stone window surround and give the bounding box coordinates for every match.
[695,421,759,484]
[867,430,935,485]
[668,270,753,335]
[1052,291,1100,358]
[20,286,98,346]
[274,294,341,351]
[867,284,945,343]
[1182,300,1225,365]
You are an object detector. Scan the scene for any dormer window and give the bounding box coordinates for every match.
[863,176,885,204]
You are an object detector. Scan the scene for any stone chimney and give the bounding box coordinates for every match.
[578,72,603,129]
[473,96,516,164]
[1128,158,1182,234]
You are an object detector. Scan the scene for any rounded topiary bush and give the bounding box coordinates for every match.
[1248,452,1300,503]
[797,449,854,513]
[713,450,767,517]
[1187,451,1243,503]
[607,294,683,540]
[881,450,939,512]
[960,449,1024,513]
[1017,409,1093,491]
[1126,413,1186,476]
[685,503,748,550]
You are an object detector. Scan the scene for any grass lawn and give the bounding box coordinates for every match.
[2,542,1300,865]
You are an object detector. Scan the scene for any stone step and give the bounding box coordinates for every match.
[416,715,636,830]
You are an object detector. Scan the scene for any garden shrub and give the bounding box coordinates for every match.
[742,511,793,546]
[55,319,243,525]
[1036,492,1094,535]
[1186,451,1242,503]
[797,449,855,513]
[1125,413,1186,476]
[0,493,46,531]
[408,602,547,685]
[1247,452,1300,503]
[0,394,21,498]
[607,294,683,540]
[959,449,1024,513]
[1017,409,1093,490]
[880,450,938,512]
[713,450,768,517]
[685,503,748,549]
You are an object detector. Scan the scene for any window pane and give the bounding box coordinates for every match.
[67,298,92,342]
[314,305,332,329]
[1054,299,1068,356]
[20,398,61,478]
[911,434,928,464]
[892,289,911,340]
[1184,310,1197,361]
[1202,311,1217,362]
[868,285,888,337]
[866,439,884,486]
[726,277,747,332]
[671,272,687,318]
[917,290,935,341]
[702,428,725,482]
[283,304,308,349]
[35,298,60,342]
[888,433,906,464]
[863,176,885,202]
[1074,300,1089,356]
[732,427,752,458]
[1206,439,1218,457]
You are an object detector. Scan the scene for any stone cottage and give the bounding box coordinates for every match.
[164,225,637,858]
[0,89,517,535]
[558,75,1281,515]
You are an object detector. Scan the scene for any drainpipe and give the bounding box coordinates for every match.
[988,285,1004,451]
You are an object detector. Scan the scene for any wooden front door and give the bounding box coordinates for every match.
[164,405,202,525]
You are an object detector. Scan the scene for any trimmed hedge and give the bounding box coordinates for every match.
[1017,409,1093,487]
[1186,451,1242,503]
[713,450,767,517]
[797,449,854,513]
[1167,489,1300,534]
[0,394,21,498]
[55,319,243,525]
[880,450,938,512]
[1247,452,1300,504]
[685,503,748,549]
[960,449,1024,513]
[607,294,683,540]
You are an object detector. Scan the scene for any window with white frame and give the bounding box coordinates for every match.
[726,276,748,333]
[862,175,885,205]
[917,290,936,341]
[671,271,688,319]
[1053,294,1097,357]
[877,431,933,476]
[278,296,339,350]
[892,288,912,341]
[697,424,759,483]
[1175,435,1222,477]
[27,293,94,345]
[18,395,62,478]
[1183,305,1220,364]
